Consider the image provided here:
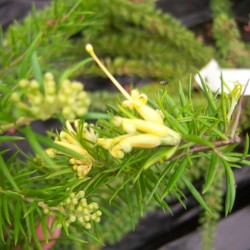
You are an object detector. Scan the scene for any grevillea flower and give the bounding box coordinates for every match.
[85,44,181,159]
[47,120,96,178]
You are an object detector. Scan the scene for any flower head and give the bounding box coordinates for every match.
[47,120,96,178]
[11,73,90,121]
[85,44,181,161]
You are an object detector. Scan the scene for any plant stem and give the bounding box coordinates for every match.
[170,137,241,161]
[0,117,33,133]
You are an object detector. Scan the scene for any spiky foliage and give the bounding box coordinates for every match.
[1,57,249,249]
[210,0,250,66]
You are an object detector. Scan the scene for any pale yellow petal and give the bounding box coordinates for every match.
[136,105,164,125]
[119,134,161,148]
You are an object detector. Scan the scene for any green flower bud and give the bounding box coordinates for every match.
[11,92,20,102]
[44,72,54,81]
[19,79,29,87]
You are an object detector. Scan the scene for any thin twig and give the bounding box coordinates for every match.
[0,117,33,133]
[230,79,249,139]
[170,137,241,161]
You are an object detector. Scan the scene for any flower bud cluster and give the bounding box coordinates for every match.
[41,191,102,230]
[11,72,90,121]
[58,191,102,230]
[46,120,97,178]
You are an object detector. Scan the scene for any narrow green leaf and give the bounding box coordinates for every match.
[164,93,180,118]
[242,134,249,159]
[161,158,188,199]
[184,134,213,148]
[41,215,49,243]
[198,119,228,140]
[93,174,109,189]
[22,201,32,243]
[133,165,145,183]
[172,189,186,210]
[179,81,187,107]
[241,160,250,166]
[24,202,38,218]
[68,234,88,244]
[143,146,178,170]
[124,183,136,230]
[83,172,104,192]
[0,223,4,243]
[61,221,69,236]
[220,74,227,130]
[14,170,38,182]
[198,73,217,113]
[109,177,132,203]
[59,58,92,84]
[135,178,143,216]
[30,212,43,250]
[0,155,20,191]
[31,51,44,94]
[203,152,218,194]
[3,194,11,225]
[144,178,168,210]
[45,168,73,179]
[0,136,24,142]
[19,33,42,77]
[222,155,242,163]
[222,159,236,215]
[147,161,176,203]
[53,0,59,16]
[0,195,5,243]
[163,111,188,135]
[22,126,57,169]
[182,176,212,215]
[78,228,103,245]
[14,200,22,245]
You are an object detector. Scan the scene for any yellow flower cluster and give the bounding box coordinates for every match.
[11,72,90,121]
[47,120,96,178]
[58,191,102,230]
[86,44,181,159]
[47,44,182,177]
[42,190,101,230]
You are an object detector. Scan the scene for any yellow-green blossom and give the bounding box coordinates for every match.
[43,190,102,230]
[98,134,162,158]
[11,73,90,121]
[47,120,96,178]
[86,44,181,159]
[122,89,164,125]
[113,116,181,145]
